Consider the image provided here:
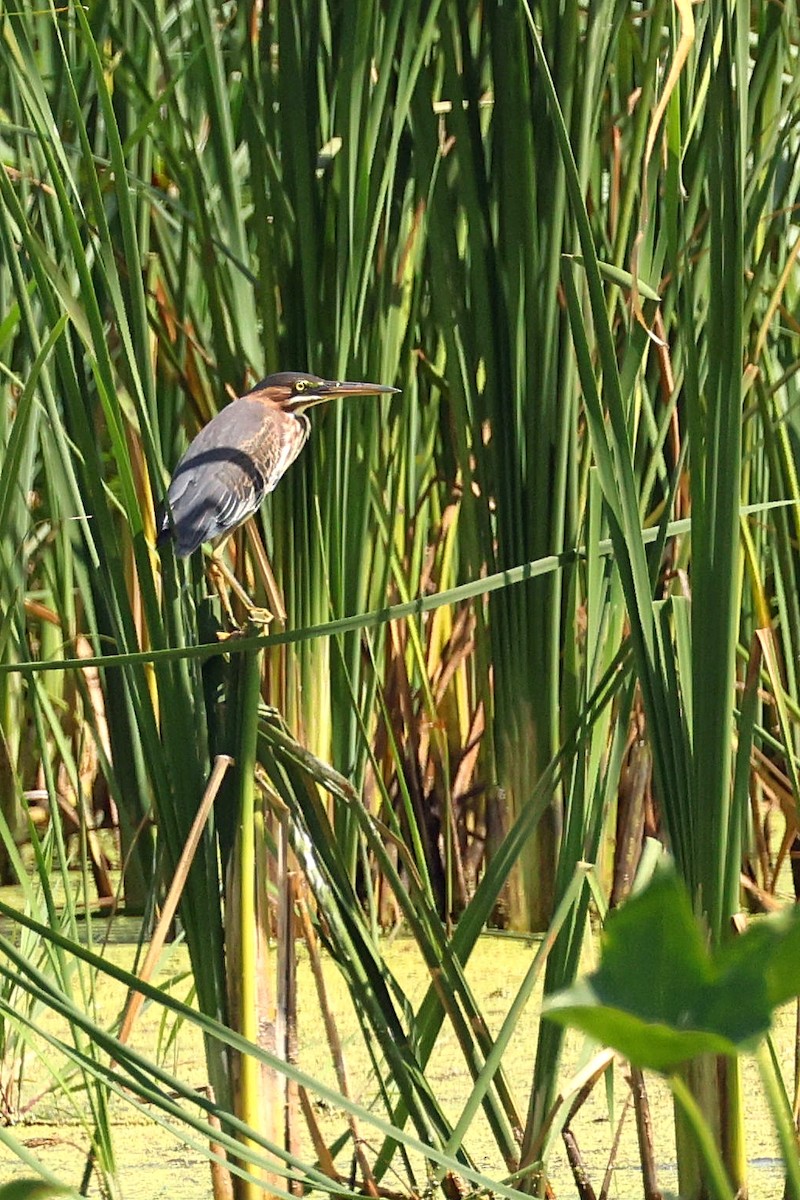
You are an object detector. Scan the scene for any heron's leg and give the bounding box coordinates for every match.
[206,546,274,628]
[206,556,239,628]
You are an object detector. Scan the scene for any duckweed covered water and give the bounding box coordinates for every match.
[0,934,793,1198]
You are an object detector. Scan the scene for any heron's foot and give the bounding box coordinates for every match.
[214,608,274,640]
[206,556,273,630]
[243,607,274,630]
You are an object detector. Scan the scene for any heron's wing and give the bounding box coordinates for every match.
[159,398,307,557]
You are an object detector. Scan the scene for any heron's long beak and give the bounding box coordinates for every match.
[317,379,399,404]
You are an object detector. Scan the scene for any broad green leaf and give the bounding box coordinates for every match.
[543,868,800,1071]
[0,1183,74,1200]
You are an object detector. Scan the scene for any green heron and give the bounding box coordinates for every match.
[157,371,398,558]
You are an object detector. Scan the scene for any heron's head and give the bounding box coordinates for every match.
[245,371,398,414]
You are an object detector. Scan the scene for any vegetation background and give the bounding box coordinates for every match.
[0,0,799,1198]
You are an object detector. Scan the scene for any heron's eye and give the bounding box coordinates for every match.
[294,379,308,393]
